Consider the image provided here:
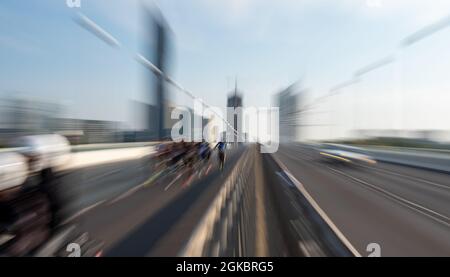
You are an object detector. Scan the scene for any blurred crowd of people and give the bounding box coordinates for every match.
[147,140,228,188]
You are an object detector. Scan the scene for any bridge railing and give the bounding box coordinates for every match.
[180,146,258,257]
[181,144,359,257]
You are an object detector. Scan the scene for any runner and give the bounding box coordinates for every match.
[214,141,226,171]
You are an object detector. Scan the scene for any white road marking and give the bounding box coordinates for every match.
[63,200,106,224]
[271,154,362,257]
[86,169,122,182]
[327,166,450,227]
[359,164,450,191]
[276,172,294,187]
[165,173,183,191]
[108,177,157,205]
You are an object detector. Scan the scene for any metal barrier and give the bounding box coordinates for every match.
[180,146,257,257]
[180,144,359,257]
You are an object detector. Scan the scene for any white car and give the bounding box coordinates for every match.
[0,152,28,191]
[13,134,71,173]
[318,144,376,165]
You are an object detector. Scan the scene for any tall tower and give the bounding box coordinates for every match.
[153,17,168,139]
[227,80,243,143]
[144,6,171,140]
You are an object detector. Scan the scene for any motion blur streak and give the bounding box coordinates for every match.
[2,0,450,257]
[75,13,121,48]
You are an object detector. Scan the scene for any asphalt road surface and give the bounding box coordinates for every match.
[275,143,450,256]
[58,142,450,257]
[65,145,247,256]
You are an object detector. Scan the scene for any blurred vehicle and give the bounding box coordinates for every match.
[0,134,103,257]
[317,144,376,166]
[12,134,71,173]
[0,149,53,256]
[0,152,28,192]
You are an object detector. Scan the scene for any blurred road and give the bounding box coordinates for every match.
[276,143,450,256]
[55,142,450,257]
[65,145,247,256]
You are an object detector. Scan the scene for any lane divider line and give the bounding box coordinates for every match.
[271,154,362,257]
[358,164,450,191]
[63,200,106,224]
[165,173,184,191]
[327,166,450,227]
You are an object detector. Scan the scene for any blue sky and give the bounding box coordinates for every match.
[1,0,450,139]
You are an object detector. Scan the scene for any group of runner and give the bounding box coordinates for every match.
[150,140,227,187]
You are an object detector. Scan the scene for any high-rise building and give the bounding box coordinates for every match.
[227,82,243,143]
[277,84,301,143]
[144,7,171,140]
